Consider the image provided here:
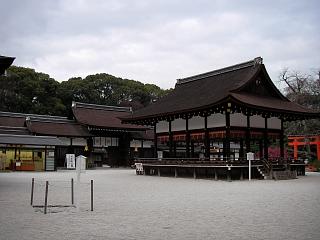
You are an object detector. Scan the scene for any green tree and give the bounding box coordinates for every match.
[57,73,170,115]
[0,66,66,115]
[1,66,169,117]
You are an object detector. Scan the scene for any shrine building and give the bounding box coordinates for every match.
[122,57,320,180]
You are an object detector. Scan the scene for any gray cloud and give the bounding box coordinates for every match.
[1,0,319,89]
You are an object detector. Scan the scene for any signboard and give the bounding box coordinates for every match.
[246,152,254,161]
[66,154,76,169]
[48,151,55,157]
[246,152,254,181]
[157,151,163,160]
[76,155,86,172]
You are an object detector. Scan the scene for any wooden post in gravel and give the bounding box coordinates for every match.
[214,169,218,180]
[71,178,74,205]
[30,178,34,206]
[44,181,49,214]
[90,180,93,211]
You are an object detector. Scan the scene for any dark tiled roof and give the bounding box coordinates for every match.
[0,111,33,127]
[0,111,69,127]
[0,111,91,137]
[0,115,26,127]
[0,55,15,75]
[26,117,91,137]
[72,102,147,130]
[0,126,29,135]
[230,92,317,114]
[0,134,64,146]
[123,57,318,121]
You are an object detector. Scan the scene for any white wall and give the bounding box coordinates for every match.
[230,113,247,127]
[157,116,206,132]
[94,137,119,147]
[208,113,225,128]
[268,117,281,129]
[250,115,265,128]
[58,137,71,145]
[155,113,281,132]
[130,140,152,148]
[72,138,87,146]
[156,121,168,133]
[189,116,204,130]
[171,118,186,131]
[249,115,281,129]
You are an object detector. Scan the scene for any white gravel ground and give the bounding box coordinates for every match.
[0,169,319,240]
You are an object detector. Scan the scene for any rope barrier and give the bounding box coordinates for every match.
[30,177,94,214]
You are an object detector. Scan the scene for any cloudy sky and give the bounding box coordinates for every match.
[1,0,319,89]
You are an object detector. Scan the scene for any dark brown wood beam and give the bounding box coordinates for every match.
[204,115,210,158]
[246,115,251,153]
[280,119,284,158]
[168,120,173,158]
[186,117,190,158]
[153,123,158,158]
[225,110,231,160]
[264,117,269,160]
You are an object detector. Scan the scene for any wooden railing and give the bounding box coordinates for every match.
[135,157,306,166]
[135,157,260,166]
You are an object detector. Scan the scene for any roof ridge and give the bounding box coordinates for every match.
[0,111,68,119]
[0,125,27,129]
[176,57,263,85]
[26,116,75,123]
[72,101,132,112]
[0,133,58,139]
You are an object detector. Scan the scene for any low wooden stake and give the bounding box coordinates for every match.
[44,181,49,214]
[91,180,93,211]
[30,178,34,206]
[71,178,74,205]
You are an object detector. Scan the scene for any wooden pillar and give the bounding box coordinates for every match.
[191,141,195,158]
[185,117,190,158]
[214,168,218,180]
[225,111,231,160]
[44,146,47,171]
[246,115,251,153]
[280,119,285,159]
[239,139,244,160]
[317,136,320,161]
[227,169,231,181]
[293,140,298,160]
[173,141,177,158]
[139,139,144,158]
[204,115,210,158]
[168,120,173,158]
[153,123,158,158]
[264,117,269,160]
[259,140,263,160]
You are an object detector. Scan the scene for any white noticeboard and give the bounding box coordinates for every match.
[76,155,86,173]
[157,151,163,160]
[246,152,254,181]
[66,154,76,169]
[246,152,254,161]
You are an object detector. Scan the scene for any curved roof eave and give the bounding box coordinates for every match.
[232,64,289,101]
